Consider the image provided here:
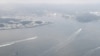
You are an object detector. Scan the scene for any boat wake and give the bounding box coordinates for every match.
[0,36,37,48]
[84,47,100,56]
[39,28,82,56]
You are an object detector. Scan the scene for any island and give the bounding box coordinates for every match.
[0,18,51,30]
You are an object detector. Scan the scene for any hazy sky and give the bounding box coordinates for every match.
[0,0,100,4]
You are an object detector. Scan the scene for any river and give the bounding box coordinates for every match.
[0,16,100,56]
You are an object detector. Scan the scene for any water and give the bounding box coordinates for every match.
[0,16,100,56]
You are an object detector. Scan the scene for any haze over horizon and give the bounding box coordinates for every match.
[0,0,100,5]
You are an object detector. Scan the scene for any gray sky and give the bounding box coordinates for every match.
[0,0,100,4]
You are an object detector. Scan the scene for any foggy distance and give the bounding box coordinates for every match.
[0,1,100,56]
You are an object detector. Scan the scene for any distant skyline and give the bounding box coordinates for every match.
[0,0,100,4]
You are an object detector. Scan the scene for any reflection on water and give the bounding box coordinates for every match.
[0,17,100,56]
